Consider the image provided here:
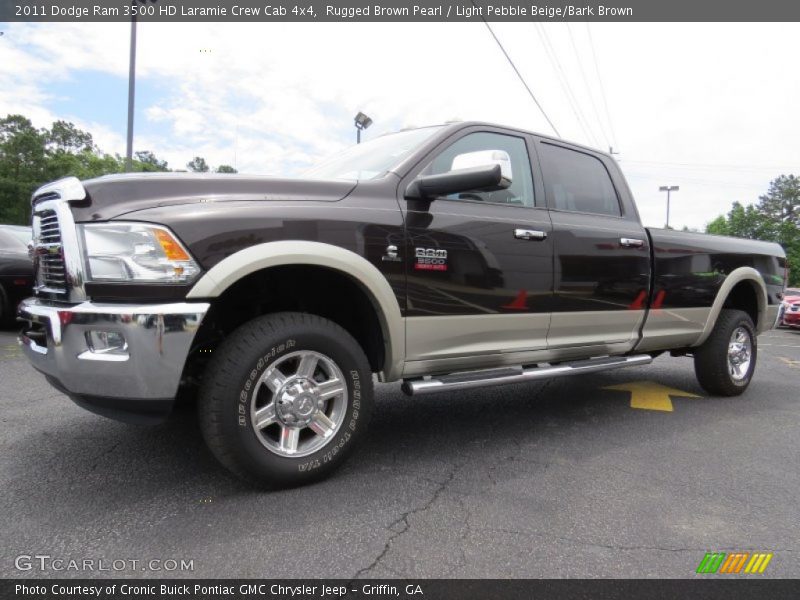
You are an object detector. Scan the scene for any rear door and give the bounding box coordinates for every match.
[534,139,651,349]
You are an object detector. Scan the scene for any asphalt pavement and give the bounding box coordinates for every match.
[1,325,799,579]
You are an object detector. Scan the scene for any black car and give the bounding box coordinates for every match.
[0,225,33,325]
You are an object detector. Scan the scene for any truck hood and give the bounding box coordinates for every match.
[73,173,357,221]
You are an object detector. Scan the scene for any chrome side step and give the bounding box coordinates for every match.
[401,354,653,396]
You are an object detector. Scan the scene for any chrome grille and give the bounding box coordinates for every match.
[32,209,68,295]
[29,176,88,303]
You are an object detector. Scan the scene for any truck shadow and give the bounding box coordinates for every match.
[9,367,713,499]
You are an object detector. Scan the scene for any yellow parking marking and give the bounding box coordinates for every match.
[603,381,702,412]
[1,344,22,360]
[778,357,800,368]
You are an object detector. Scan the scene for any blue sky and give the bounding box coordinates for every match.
[1,21,799,228]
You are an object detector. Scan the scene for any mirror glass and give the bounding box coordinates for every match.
[451,150,513,182]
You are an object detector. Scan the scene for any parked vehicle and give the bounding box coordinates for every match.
[18,122,786,487]
[0,225,33,326]
[779,288,800,327]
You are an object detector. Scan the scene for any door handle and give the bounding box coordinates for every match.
[620,237,645,248]
[514,229,547,241]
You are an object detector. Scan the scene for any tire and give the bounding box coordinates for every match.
[198,312,373,488]
[693,309,757,396]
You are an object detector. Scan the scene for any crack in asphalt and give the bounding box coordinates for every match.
[90,440,122,471]
[350,462,462,579]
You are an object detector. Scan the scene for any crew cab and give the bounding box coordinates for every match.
[18,122,786,487]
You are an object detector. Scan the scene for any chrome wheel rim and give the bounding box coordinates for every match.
[727,327,753,383]
[250,350,347,457]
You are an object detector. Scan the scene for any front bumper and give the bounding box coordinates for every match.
[18,297,209,423]
[783,311,800,326]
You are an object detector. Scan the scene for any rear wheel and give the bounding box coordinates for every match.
[199,312,373,488]
[694,309,757,396]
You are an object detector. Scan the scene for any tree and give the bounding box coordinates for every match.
[186,156,209,173]
[134,150,169,172]
[758,175,800,227]
[706,176,800,285]
[0,115,46,181]
[215,164,237,174]
[46,120,94,153]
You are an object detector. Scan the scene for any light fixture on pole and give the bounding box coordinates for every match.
[659,185,679,229]
[354,112,372,144]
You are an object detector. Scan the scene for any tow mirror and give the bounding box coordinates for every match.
[452,149,513,180]
[405,164,510,201]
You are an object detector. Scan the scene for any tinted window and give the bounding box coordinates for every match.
[540,143,621,217]
[420,132,535,208]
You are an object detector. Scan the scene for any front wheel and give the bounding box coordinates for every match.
[199,312,373,488]
[693,309,757,396]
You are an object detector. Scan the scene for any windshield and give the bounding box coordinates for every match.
[304,126,443,181]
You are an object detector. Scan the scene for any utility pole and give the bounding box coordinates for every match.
[659,185,679,229]
[125,16,137,172]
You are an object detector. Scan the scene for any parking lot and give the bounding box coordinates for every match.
[1,325,798,579]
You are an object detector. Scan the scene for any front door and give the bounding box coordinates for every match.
[399,128,554,368]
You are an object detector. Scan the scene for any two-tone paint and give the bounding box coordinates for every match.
[29,122,786,384]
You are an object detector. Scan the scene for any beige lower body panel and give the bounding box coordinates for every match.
[546,309,646,348]
[764,305,780,332]
[634,307,711,352]
[405,313,551,362]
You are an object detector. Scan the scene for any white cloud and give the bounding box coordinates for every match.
[1,22,799,229]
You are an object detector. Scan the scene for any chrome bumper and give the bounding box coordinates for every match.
[18,298,209,401]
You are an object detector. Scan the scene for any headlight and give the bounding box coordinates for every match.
[79,223,201,283]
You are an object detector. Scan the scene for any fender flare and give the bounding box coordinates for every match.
[693,266,768,346]
[186,241,405,381]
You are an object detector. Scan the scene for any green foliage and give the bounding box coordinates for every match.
[186,156,209,173]
[706,175,800,285]
[0,114,171,225]
[215,164,237,174]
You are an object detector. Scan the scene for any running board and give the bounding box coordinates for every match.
[401,355,653,396]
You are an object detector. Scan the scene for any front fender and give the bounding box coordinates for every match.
[186,240,405,381]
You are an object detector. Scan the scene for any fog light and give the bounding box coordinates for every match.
[85,330,128,355]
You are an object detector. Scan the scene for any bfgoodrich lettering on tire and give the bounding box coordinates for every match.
[198,312,373,487]
[694,309,757,396]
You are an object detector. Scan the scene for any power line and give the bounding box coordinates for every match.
[471,4,560,137]
[532,22,597,146]
[585,23,619,151]
[565,23,610,149]
[622,159,798,171]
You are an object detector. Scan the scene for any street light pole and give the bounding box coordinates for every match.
[354,112,373,144]
[659,185,679,228]
[125,15,137,172]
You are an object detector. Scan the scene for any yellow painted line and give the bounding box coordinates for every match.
[602,381,702,412]
[778,357,800,368]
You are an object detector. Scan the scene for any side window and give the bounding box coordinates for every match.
[539,143,621,217]
[420,132,535,208]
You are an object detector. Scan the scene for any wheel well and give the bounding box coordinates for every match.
[723,280,759,328]
[181,265,386,391]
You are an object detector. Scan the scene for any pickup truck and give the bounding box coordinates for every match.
[18,122,786,487]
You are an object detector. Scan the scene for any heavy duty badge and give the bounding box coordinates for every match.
[414,247,448,271]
